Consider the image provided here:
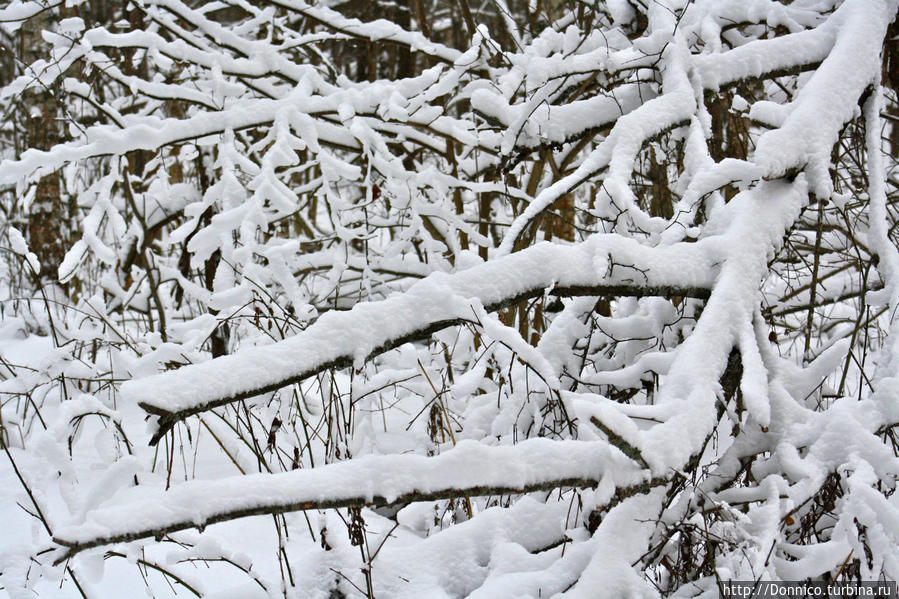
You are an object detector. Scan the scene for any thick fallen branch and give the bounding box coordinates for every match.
[52,438,651,563]
[127,235,715,444]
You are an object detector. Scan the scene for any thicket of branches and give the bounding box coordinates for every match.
[1,0,898,597]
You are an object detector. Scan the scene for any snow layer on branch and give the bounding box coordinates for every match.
[270,0,462,63]
[752,0,895,196]
[637,180,809,472]
[0,0,64,30]
[693,16,836,91]
[125,233,715,420]
[0,69,473,186]
[471,82,649,152]
[53,438,644,550]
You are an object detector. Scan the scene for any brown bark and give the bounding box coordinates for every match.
[21,12,65,279]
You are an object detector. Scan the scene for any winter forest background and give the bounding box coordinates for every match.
[1,0,898,597]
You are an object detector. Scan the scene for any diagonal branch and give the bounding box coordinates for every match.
[127,235,716,444]
[52,438,652,563]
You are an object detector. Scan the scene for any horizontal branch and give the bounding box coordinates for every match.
[53,438,650,563]
[126,236,715,444]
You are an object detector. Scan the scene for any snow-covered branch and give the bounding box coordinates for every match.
[131,234,715,443]
[52,438,653,561]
